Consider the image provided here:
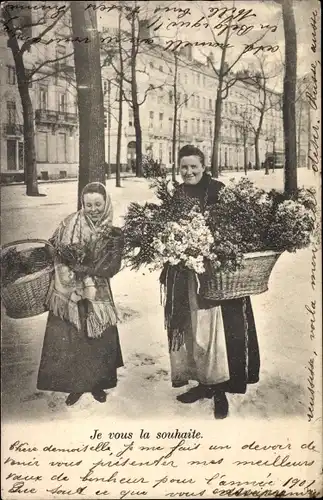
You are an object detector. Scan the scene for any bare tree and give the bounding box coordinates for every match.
[70,1,106,209]
[116,9,123,188]
[101,3,166,178]
[228,106,254,172]
[198,2,278,178]
[1,2,71,196]
[281,0,297,193]
[236,59,281,170]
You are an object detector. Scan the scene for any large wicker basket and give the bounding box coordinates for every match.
[199,250,282,301]
[0,239,54,319]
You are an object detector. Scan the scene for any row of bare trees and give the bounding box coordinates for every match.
[2,0,300,201]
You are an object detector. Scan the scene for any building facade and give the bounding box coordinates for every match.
[0,8,309,182]
[0,5,78,182]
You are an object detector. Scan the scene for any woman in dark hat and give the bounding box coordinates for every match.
[160,145,260,419]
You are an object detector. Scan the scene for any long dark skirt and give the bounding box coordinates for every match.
[37,300,123,394]
[215,297,260,394]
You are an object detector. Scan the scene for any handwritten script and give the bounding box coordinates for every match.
[2,430,321,498]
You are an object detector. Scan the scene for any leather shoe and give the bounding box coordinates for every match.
[213,392,229,419]
[91,390,107,403]
[66,393,83,406]
[177,384,215,404]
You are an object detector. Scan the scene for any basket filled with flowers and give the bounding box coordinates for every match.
[122,175,316,300]
[0,239,54,318]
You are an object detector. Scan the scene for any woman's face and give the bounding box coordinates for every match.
[83,192,105,222]
[180,155,205,185]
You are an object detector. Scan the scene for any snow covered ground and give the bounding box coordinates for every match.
[1,168,321,423]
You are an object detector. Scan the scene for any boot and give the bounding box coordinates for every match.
[177,384,216,404]
[213,392,229,419]
[66,392,83,406]
[91,389,107,403]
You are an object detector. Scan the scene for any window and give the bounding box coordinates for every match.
[184,73,188,84]
[56,44,66,57]
[197,73,200,84]
[169,147,172,164]
[209,121,212,136]
[18,142,24,170]
[159,143,163,161]
[37,131,48,162]
[202,120,205,134]
[149,111,154,129]
[168,91,173,104]
[7,139,17,170]
[159,112,164,129]
[128,107,134,126]
[203,75,206,86]
[158,91,163,104]
[184,120,188,134]
[196,96,200,108]
[7,66,16,85]
[58,93,66,113]
[168,117,173,133]
[57,133,66,162]
[177,92,181,104]
[104,108,107,128]
[197,118,200,133]
[39,88,48,110]
[203,97,206,109]
[184,94,188,107]
[191,118,195,133]
[7,101,16,124]
[209,98,212,110]
[224,102,228,114]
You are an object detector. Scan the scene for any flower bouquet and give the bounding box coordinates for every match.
[55,227,124,280]
[123,175,316,299]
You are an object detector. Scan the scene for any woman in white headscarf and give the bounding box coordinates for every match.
[37,182,124,406]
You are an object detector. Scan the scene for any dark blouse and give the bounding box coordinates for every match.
[175,172,224,210]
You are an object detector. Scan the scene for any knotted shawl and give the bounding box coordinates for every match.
[47,182,119,338]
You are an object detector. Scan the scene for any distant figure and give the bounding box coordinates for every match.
[263,161,269,175]
[248,161,252,171]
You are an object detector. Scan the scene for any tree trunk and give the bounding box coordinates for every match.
[282,0,298,193]
[116,13,123,188]
[297,100,303,168]
[211,86,223,178]
[254,135,260,171]
[71,1,105,209]
[21,85,39,196]
[130,15,142,178]
[172,54,178,182]
[243,137,248,173]
[4,8,40,196]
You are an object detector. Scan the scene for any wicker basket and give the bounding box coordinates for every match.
[199,250,282,301]
[0,239,54,319]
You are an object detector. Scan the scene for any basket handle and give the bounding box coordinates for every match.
[1,239,54,253]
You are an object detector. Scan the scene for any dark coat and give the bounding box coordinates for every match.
[169,172,260,393]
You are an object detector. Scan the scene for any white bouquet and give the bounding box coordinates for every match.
[151,208,218,274]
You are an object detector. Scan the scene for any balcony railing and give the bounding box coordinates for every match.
[35,109,77,125]
[4,123,24,136]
